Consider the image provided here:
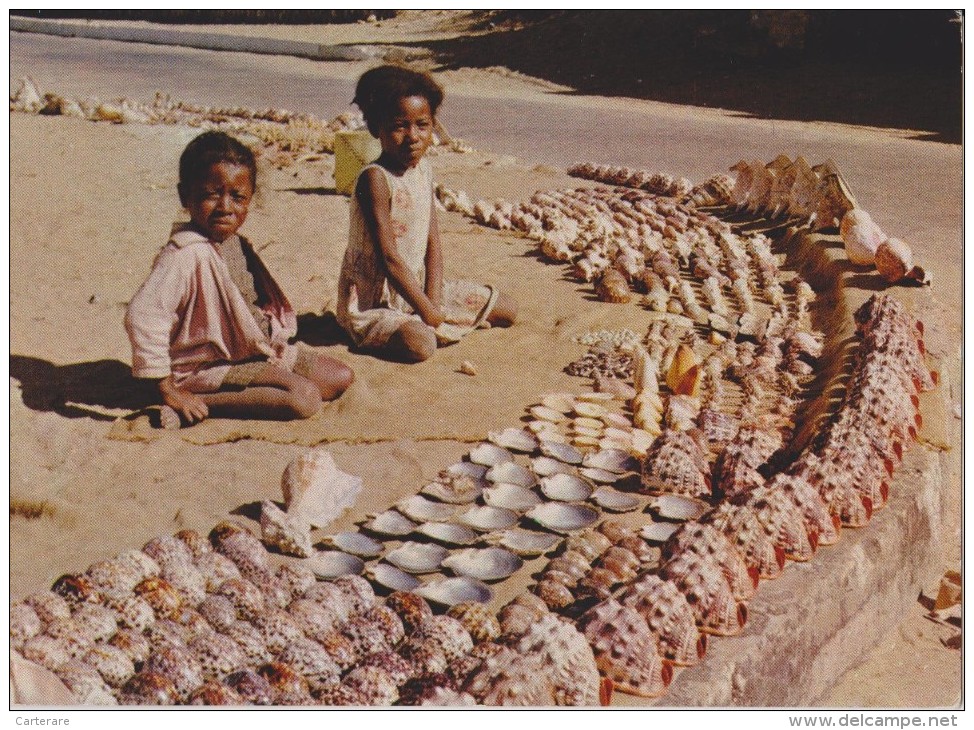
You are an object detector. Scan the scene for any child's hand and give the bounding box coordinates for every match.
[158,376,209,424]
[420,305,445,328]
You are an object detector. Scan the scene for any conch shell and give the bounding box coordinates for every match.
[281,449,362,530]
[875,238,930,285]
[666,344,700,396]
[839,209,885,266]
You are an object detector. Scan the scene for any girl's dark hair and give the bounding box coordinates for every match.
[178,131,257,190]
[353,64,444,136]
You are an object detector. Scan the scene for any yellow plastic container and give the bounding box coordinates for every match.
[333,130,382,196]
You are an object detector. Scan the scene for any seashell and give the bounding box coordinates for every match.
[144,644,205,700]
[385,542,449,574]
[540,473,594,501]
[174,529,212,560]
[142,535,194,571]
[188,681,244,705]
[188,632,248,680]
[119,671,180,705]
[447,602,501,644]
[71,603,118,643]
[839,208,885,265]
[590,486,641,512]
[416,577,493,608]
[341,665,398,706]
[209,522,270,577]
[398,638,450,679]
[443,460,489,480]
[579,466,623,483]
[619,574,705,666]
[223,668,274,705]
[414,520,480,546]
[583,448,639,474]
[331,575,376,614]
[143,619,188,652]
[422,474,485,505]
[358,650,414,687]
[412,614,475,663]
[24,592,72,626]
[322,531,384,559]
[457,505,519,532]
[659,551,747,636]
[640,431,711,499]
[22,634,72,672]
[277,637,341,690]
[216,578,265,622]
[485,461,537,488]
[442,547,524,582]
[483,483,543,511]
[640,521,680,544]
[874,237,913,283]
[362,509,417,537]
[161,562,208,607]
[469,442,514,466]
[577,599,672,698]
[257,660,312,704]
[252,610,306,657]
[564,530,613,562]
[666,343,701,396]
[275,562,317,600]
[304,550,365,579]
[461,646,556,706]
[595,268,633,303]
[530,455,576,477]
[222,622,272,668]
[259,500,313,558]
[10,602,42,650]
[85,557,142,596]
[540,393,575,413]
[510,612,601,706]
[51,574,101,608]
[488,427,539,453]
[193,551,242,592]
[526,503,599,533]
[539,439,585,465]
[651,494,709,521]
[196,595,238,633]
[281,448,363,530]
[397,672,459,706]
[661,523,758,601]
[396,495,458,522]
[531,404,569,423]
[576,566,618,600]
[458,360,478,376]
[54,661,117,705]
[134,576,184,619]
[484,528,561,557]
[595,376,638,401]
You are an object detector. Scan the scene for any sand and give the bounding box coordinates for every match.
[8,12,962,707]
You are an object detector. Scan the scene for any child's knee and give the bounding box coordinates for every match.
[289,379,323,419]
[323,362,355,400]
[401,323,437,362]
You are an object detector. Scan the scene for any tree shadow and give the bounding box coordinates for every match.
[9,355,156,422]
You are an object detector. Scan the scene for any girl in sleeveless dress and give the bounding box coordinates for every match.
[337,65,517,362]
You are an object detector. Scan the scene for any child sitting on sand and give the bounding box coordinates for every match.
[126,131,353,427]
[336,65,517,362]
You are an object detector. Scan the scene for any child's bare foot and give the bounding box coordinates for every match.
[159,405,182,430]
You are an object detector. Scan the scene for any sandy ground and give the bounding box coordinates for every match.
[8,13,963,707]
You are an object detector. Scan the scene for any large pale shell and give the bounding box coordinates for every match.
[469,443,514,467]
[421,475,485,504]
[396,495,458,523]
[483,483,543,511]
[840,208,885,266]
[488,428,539,453]
[362,509,417,537]
[651,494,709,521]
[483,528,561,557]
[512,612,601,706]
[874,237,913,283]
[304,551,365,579]
[531,404,569,423]
[259,500,313,558]
[367,563,421,593]
[539,473,594,501]
[414,521,480,546]
[416,577,494,608]
[526,503,599,533]
[540,393,575,413]
[281,448,362,530]
[582,448,639,474]
[443,461,489,480]
[441,547,524,582]
[640,521,680,543]
[457,505,518,532]
[485,461,537,488]
[590,486,641,512]
[540,440,584,465]
[580,466,623,483]
[385,542,449,574]
[322,531,384,558]
[530,455,576,477]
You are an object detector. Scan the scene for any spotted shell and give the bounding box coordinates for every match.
[188,680,244,705]
[398,637,449,676]
[316,630,358,671]
[10,602,42,650]
[119,671,180,705]
[363,604,406,646]
[24,591,71,626]
[498,602,543,639]
[80,644,135,688]
[341,665,399,706]
[384,591,434,635]
[174,529,212,560]
[658,551,747,636]
[661,522,757,601]
[99,593,153,632]
[134,576,184,619]
[252,609,306,655]
[116,549,161,583]
[640,431,711,498]
[223,668,274,705]
[446,602,501,644]
[194,595,235,633]
[51,574,102,608]
[71,603,119,643]
[595,268,633,303]
[767,474,841,546]
[412,615,474,664]
[210,521,271,577]
[534,577,575,611]
[341,614,390,659]
[144,619,188,651]
[461,646,556,706]
[43,617,95,659]
[698,502,785,580]
[54,661,117,705]
[193,551,241,592]
[511,612,601,706]
[577,598,672,698]
[222,621,272,666]
[216,578,265,621]
[275,562,316,600]
[108,628,152,666]
[301,581,356,624]
[742,487,817,561]
[315,683,364,705]
[22,634,72,672]
[85,557,142,596]
[286,598,342,641]
[277,637,341,688]
[142,535,194,571]
[188,631,248,680]
[358,650,415,686]
[144,644,205,700]
[331,575,376,615]
[618,573,705,666]
[398,672,457,706]
[564,530,613,562]
[160,562,208,608]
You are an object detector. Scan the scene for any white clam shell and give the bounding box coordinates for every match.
[483,484,543,511]
[441,548,524,582]
[416,577,494,608]
[573,402,607,419]
[526,503,600,533]
[396,496,458,523]
[540,393,575,413]
[575,392,615,403]
[582,448,640,474]
[590,486,641,513]
[385,542,449,574]
[469,443,514,467]
[363,510,417,537]
[539,440,584,465]
[305,551,365,579]
[529,456,576,477]
[651,495,709,521]
[527,419,563,435]
[368,563,421,592]
[639,522,680,544]
[323,531,384,558]
[539,473,594,502]
[485,462,537,488]
[457,506,519,532]
[421,477,485,505]
[488,428,539,453]
[573,416,604,431]
[579,466,622,483]
[530,405,568,423]
[415,522,480,546]
[443,462,488,480]
[602,413,633,431]
[483,529,561,557]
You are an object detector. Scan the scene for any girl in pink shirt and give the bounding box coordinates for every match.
[126,132,353,427]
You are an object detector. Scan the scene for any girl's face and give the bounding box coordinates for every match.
[179,161,254,242]
[379,95,435,170]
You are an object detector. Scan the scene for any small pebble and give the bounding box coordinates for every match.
[459,361,477,376]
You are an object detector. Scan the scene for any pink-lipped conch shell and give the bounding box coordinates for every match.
[839,209,886,266]
[281,449,363,530]
[875,238,930,285]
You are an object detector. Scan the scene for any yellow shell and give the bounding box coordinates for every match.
[666,344,700,395]
[874,237,913,283]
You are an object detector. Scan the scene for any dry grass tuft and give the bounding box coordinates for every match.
[10,499,56,520]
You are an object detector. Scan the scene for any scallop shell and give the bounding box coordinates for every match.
[539,440,584,465]
[385,542,449,574]
[651,494,709,521]
[457,505,518,532]
[441,547,524,582]
[483,483,543,511]
[422,475,486,504]
[414,521,480,546]
[583,448,639,474]
[539,473,594,501]
[590,486,641,512]
[281,448,363,530]
[530,455,576,477]
[396,495,458,522]
[483,528,560,557]
[322,531,385,558]
[416,577,494,608]
[526,503,599,533]
[485,461,537,488]
[469,442,514,466]
[488,428,539,453]
[362,509,417,537]
[304,550,365,579]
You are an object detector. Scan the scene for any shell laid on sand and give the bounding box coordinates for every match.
[483,483,543,511]
[590,486,641,513]
[661,523,758,602]
[579,466,623,483]
[485,461,537,488]
[582,448,640,474]
[446,602,501,644]
[396,495,458,523]
[383,591,434,633]
[385,542,449,574]
[187,632,248,681]
[526,503,599,533]
[564,530,613,562]
[839,208,885,266]
[414,521,480,546]
[512,612,602,706]
[488,428,540,453]
[530,455,576,477]
[539,440,585,465]
[640,521,680,544]
[539,473,594,502]
[618,574,706,666]
[416,577,494,608]
[422,474,485,504]
[441,547,524,582]
[595,269,633,303]
[469,442,514,467]
[362,509,417,537]
[281,448,363,530]
[259,500,313,558]
[304,551,365,580]
[367,563,421,593]
[461,646,556,706]
[443,461,489,480]
[457,505,519,532]
[483,528,561,557]
[24,592,72,626]
[321,531,384,559]
[875,237,928,284]
[540,393,576,413]
[651,494,709,521]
